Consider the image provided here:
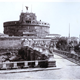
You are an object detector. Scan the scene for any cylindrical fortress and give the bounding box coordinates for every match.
[3,11,50,38]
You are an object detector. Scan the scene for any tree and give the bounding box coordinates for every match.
[56,37,67,51]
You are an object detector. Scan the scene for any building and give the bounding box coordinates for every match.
[3,7,50,38]
[45,34,61,39]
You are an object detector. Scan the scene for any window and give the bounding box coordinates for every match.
[26,21,31,23]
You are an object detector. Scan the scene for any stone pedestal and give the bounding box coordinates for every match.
[13,62,18,69]
[48,56,56,67]
[2,63,6,69]
[48,61,56,67]
[24,62,29,68]
[35,60,38,67]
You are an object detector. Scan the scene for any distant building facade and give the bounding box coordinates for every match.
[3,9,50,38]
[45,34,61,39]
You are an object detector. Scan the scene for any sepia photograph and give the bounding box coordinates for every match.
[0,0,80,79]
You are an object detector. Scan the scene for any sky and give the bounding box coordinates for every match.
[0,1,80,37]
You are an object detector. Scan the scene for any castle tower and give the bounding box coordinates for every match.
[3,7,50,38]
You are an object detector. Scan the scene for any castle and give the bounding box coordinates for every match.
[3,7,50,38]
[0,7,60,52]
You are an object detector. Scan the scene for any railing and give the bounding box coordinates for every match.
[53,49,80,61]
[0,60,56,70]
[0,46,56,70]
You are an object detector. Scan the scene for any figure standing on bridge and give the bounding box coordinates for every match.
[49,41,54,57]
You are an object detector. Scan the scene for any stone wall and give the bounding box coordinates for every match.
[0,37,51,53]
[0,37,21,49]
[4,24,49,37]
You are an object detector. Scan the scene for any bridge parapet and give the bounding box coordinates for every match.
[53,49,80,62]
[21,38,51,49]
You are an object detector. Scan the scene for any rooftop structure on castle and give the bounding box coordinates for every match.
[3,7,50,38]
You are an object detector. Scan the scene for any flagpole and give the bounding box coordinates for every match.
[31,5,32,12]
[22,4,23,13]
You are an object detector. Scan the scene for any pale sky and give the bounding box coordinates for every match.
[0,1,80,37]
